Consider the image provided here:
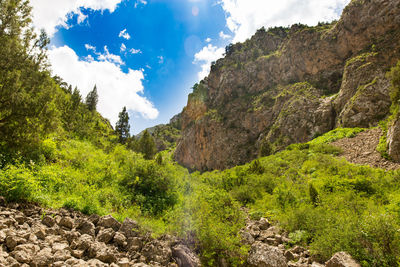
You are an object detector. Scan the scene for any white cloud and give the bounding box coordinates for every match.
[120,43,127,52]
[193,44,225,80]
[48,45,159,125]
[97,46,124,65]
[219,31,231,40]
[85,44,96,51]
[130,48,142,54]
[158,56,164,64]
[218,0,351,43]
[30,0,122,36]
[205,37,212,43]
[119,29,131,40]
[134,0,147,8]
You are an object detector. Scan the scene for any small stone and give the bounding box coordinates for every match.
[259,218,270,230]
[41,216,55,227]
[325,252,361,267]
[285,250,295,261]
[72,249,85,259]
[117,258,131,267]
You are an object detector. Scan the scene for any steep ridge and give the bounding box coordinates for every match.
[175,0,400,171]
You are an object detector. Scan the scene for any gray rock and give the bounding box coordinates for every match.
[248,241,287,267]
[142,240,172,265]
[119,218,139,238]
[172,244,200,267]
[98,215,121,231]
[259,218,270,230]
[58,216,74,229]
[113,232,127,247]
[325,252,361,267]
[41,216,55,227]
[77,220,96,236]
[97,228,115,243]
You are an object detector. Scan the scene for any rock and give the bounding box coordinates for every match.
[34,227,46,240]
[387,116,400,162]
[6,234,25,250]
[77,220,96,236]
[285,250,295,261]
[58,216,74,229]
[325,252,361,267]
[291,246,306,254]
[248,241,287,267]
[53,249,71,262]
[172,244,200,267]
[142,240,172,265]
[41,216,55,227]
[88,214,101,225]
[117,258,131,267]
[97,228,115,243]
[71,249,85,259]
[11,244,40,264]
[133,263,151,267]
[71,234,94,251]
[87,258,108,266]
[98,215,121,231]
[119,218,139,238]
[113,232,127,247]
[240,230,255,245]
[259,218,270,230]
[31,247,53,266]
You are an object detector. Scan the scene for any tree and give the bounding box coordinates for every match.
[138,130,156,160]
[85,85,98,112]
[115,106,130,144]
[0,0,59,159]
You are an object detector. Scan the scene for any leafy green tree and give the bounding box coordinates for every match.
[0,0,59,159]
[138,130,156,160]
[115,106,130,144]
[85,85,98,112]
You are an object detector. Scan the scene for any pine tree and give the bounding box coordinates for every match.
[115,106,130,144]
[138,130,156,160]
[85,85,98,112]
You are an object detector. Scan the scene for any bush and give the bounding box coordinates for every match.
[0,164,38,202]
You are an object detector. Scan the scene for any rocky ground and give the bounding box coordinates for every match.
[241,218,360,267]
[0,199,199,267]
[0,198,361,267]
[331,128,400,170]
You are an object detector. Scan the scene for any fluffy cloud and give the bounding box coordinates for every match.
[30,0,123,36]
[119,29,131,40]
[218,0,351,43]
[193,44,225,80]
[130,48,142,54]
[48,46,159,125]
[219,31,231,40]
[120,43,127,52]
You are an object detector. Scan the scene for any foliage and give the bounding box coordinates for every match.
[137,130,157,160]
[85,85,98,112]
[307,127,365,145]
[115,106,130,144]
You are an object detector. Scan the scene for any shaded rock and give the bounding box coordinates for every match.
[98,215,121,231]
[71,234,94,251]
[77,220,96,236]
[6,234,25,250]
[88,214,101,225]
[113,232,127,248]
[248,241,287,267]
[41,216,55,227]
[325,252,361,267]
[172,244,200,267]
[142,240,172,265]
[58,216,74,229]
[259,218,270,230]
[97,228,115,243]
[119,218,139,238]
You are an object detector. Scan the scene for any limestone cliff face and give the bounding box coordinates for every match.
[175,0,400,171]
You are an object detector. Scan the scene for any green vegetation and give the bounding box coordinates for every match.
[115,106,130,144]
[2,2,400,267]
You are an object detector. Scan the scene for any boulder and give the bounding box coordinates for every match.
[97,228,115,243]
[119,218,139,238]
[58,216,74,229]
[41,216,55,227]
[325,252,361,267]
[77,220,96,236]
[98,215,121,231]
[142,240,172,265]
[172,244,200,267]
[248,241,287,267]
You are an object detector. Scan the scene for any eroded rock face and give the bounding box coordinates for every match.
[387,115,400,162]
[0,200,199,267]
[175,0,400,171]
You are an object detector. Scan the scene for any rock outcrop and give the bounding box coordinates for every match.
[175,0,400,171]
[0,200,199,267]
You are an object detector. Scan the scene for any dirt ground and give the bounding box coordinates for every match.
[330,128,400,170]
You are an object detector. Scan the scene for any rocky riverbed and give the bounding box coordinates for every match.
[0,198,360,267]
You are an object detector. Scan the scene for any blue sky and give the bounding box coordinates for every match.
[31,0,350,134]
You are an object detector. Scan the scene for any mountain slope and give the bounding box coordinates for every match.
[175,0,400,171]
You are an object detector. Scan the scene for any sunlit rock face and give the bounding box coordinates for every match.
[175,0,400,171]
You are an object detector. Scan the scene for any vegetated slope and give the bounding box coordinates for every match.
[175,0,400,171]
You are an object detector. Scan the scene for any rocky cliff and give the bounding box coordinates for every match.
[175,0,400,171]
